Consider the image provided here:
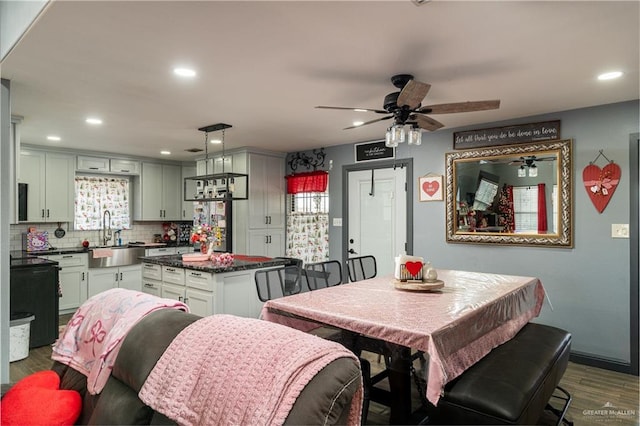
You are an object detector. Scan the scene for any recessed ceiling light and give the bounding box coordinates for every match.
[160,150,171,155]
[86,117,103,125]
[47,135,61,141]
[354,109,368,112]
[353,121,364,127]
[598,71,623,80]
[209,138,222,144]
[174,67,196,78]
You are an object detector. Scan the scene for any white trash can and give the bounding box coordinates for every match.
[10,312,35,362]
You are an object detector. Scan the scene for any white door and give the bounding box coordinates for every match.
[348,167,407,276]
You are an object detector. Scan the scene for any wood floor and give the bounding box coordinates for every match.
[6,339,639,425]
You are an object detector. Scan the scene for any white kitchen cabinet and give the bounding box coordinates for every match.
[88,264,142,297]
[19,150,74,222]
[161,281,213,317]
[77,155,109,172]
[196,156,232,175]
[43,253,88,313]
[135,162,181,220]
[176,246,194,254]
[248,229,284,258]
[181,164,196,220]
[110,158,140,174]
[248,154,285,229]
[141,262,162,296]
[141,278,161,297]
[145,247,176,257]
[77,155,140,174]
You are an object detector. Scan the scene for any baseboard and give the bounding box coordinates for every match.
[570,352,637,376]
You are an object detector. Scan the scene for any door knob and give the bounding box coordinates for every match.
[348,248,358,254]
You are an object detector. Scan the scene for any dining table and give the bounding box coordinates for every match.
[261,269,546,424]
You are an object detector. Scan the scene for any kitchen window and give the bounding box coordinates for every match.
[286,192,329,264]
[74,175,131,230]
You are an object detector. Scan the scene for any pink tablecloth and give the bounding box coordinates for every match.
[262,269,545,405]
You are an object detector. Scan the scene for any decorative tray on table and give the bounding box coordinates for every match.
[392,279,444,292]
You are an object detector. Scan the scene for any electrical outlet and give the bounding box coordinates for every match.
[333,218,342,227]
[611,224,629,238]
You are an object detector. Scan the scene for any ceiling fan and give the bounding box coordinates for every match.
[316,74,501,131]
[508,155,555,167]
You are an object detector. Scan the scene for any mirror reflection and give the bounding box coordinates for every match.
[446,139,573,247]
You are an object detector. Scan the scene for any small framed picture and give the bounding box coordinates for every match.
[418,174,443,202]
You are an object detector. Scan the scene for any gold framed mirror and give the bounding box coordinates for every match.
[445,139,573,247]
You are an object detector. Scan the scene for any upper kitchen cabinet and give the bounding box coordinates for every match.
[133,162,181,221]
[19,149,74,223]
[77,155,140,174]
[248,153,285,229]
[181,164,196,220]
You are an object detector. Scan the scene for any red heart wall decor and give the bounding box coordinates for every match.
[582,162,621,213]
[422,180,440,197]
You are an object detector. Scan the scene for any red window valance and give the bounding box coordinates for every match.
[286,171,328,194]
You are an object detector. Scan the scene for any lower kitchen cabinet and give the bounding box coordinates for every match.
[42,253,88,313]
[248,229,284,258]
[88,264,142,297]
[142,262,264,318]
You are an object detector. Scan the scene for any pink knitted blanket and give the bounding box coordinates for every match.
[139,315,363,426]
[52,288,189,395]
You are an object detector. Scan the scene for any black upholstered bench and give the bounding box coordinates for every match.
[430,323,572,425]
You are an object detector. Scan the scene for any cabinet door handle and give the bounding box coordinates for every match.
[144,283,153,288]
[89,167,99,170]
[121,169,129,173]
[120,273,123,281]
[47,209,50,218]
[178,296,183,301]
[192,272,201,277]
[41,209,45,218]
[265,235,269,244]
[115,272,119,281]
[82,272,85,281]
[184,297,189,304]
[166,267,174,272]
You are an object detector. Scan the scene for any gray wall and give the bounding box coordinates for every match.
[315,100,638,365]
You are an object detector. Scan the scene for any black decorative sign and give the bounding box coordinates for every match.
[453,120,561,149]
[354,141,395,162]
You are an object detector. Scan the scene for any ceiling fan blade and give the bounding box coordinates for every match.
[415,114,445,131]
[397,80,431,110]
[315,106,388,114]
[343,115,393,130]
[420,100,501,114]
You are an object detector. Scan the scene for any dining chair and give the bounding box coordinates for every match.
[304,260,343,290]
[346,255,377,282]
[254,264,302,302]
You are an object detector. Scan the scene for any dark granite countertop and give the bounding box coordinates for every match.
[139,254,293,273]
[10,243,194,261]
[10,256,59,269]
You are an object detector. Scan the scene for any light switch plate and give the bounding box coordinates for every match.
[333,218,342,227]
[612,224,629,238]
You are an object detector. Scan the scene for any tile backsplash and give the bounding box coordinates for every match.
[9,222,169,251]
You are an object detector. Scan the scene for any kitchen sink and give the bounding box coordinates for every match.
[88,246,146,268]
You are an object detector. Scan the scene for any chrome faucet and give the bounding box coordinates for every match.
[102,210,112,246]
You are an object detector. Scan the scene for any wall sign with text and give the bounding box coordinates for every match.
[453,120,561,149]
[354,141,395,162]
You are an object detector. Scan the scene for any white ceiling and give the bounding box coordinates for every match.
[2,1,638,161]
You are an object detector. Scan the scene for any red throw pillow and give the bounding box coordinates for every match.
[1,370,82,426]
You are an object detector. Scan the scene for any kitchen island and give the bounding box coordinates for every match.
[140,254,294,318]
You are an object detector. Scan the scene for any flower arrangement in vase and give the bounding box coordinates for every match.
[190,223,215,254]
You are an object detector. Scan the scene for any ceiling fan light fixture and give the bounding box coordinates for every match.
[385,127,398,148]
[518,166,526,177]
[352,121,364,127]
[390,124,405,144]
[407,126,422,146]
[528,164,538,177]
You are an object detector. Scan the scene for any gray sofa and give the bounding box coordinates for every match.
[52,309,363,425]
